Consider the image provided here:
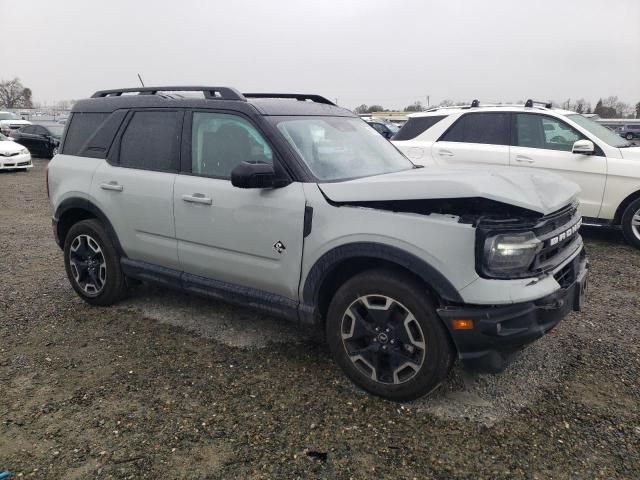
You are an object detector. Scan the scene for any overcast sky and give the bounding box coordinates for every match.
[1,0,638,110]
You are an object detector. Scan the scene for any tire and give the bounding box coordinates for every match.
[63,219,128,306]
[621,198,640,249]
[326,269,454,401]
[626,133,634,140]
[50,146,59,158]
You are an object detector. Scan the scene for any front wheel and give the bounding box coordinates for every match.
[626,133,634,141]
[326,269,454,401]
[621,198,640,249]
[63,219,128,306]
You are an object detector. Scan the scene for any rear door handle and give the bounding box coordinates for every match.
[515,155,534,164]
[182,193,212,205]
[438,149,454,157]
[100,181,123,192]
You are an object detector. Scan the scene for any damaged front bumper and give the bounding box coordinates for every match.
[437,248,588,373]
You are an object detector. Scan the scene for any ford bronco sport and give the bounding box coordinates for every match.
[48,87,588,401]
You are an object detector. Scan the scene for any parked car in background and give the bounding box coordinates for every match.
[0,111,31,135]
[362,117,400,139]
[48,86,587,401]
[11,123,63,158]
[617,124,640,141]
[0,132,32,171]
[392,100,640,249]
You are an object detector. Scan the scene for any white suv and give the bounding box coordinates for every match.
[48,87,587,401]
[392,100,640,248]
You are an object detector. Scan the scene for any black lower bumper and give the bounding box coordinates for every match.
[438,251,588,373]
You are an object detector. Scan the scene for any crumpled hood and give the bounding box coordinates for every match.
[0,140,25,154]
[621,146,640,160]
[318,166,580,215]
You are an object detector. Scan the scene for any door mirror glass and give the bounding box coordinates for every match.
[572,139,595,155]
[231,161,277,189]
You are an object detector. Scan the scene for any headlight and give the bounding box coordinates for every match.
[20,148,28,154]
[482,231,541,278]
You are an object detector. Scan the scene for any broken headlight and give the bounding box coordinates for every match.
[482,231,541,278]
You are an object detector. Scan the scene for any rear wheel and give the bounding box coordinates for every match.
[621,198,640,249]
[626,133,634,140]
[326,269,454,401]
[64,219,128,305]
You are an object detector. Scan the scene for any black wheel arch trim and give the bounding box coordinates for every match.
[53,197,126,256]
[302,242,464,307]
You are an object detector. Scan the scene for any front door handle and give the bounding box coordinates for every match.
[100,181,123,192]
[438,149,454,157]
[182,193,212,205]
[515,155,534,164]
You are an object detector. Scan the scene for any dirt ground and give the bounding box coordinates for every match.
[1,159,638,479]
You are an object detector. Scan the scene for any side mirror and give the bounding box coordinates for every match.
[572,139,595,155]
[231,161,277,189]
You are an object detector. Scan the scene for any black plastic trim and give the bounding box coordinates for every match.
[302,242,464,305]
[120,258,300,322]
[53,198,126,256]
[303,206,313,237]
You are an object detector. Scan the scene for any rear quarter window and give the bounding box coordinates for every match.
[440,112,510,145]
[392,115,446,141]
[62,112,109,155]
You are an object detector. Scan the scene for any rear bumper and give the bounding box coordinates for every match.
[438,249,588,373]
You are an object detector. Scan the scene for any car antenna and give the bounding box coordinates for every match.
[137,73,145,87]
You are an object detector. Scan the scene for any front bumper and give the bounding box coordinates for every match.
[438,249,588,373]
[0,153,32,170]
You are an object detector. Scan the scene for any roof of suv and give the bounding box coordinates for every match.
[71,86,355,117]
[407,102,576,118]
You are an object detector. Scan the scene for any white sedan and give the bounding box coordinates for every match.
[0,133,32,171]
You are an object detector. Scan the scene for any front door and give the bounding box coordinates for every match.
[509,113,607,218]
[174,111,306,300]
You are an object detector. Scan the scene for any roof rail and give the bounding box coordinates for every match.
[525,99,552,108]
[243,93,336,106]
[91,86,246,101]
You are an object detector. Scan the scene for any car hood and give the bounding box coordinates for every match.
[0,140,25,154]
[318,167,580,215]
[0,119,30,125]
[620,146,640,160]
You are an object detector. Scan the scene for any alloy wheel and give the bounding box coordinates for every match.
[69,234,107,296]
[632,208,640,241]
[341,295,426,384]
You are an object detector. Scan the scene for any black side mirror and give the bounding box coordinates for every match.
[231,162,278,189]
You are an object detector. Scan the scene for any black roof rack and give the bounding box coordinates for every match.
[243,93,335,106]
[470,99,480,108]
[525,99,552,108]
[91,86,246,101]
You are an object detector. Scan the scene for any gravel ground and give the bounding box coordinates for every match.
[1,159,639,479]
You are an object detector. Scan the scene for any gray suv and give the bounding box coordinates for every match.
[48,86,588,400]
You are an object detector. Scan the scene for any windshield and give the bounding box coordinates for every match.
[271,116,414,181]
[0,112,20,121]
[385,122,400,133]
[568,114,631,148]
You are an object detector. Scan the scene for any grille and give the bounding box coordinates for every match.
[553,262,575,288]
[530,202,582,274]
[1,151,19,157]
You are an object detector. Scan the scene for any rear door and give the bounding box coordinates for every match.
[432,112,510,167]
[509,113,607,218]
[173,110,306,300]
[15,125,37,153]
[90,109,182,269]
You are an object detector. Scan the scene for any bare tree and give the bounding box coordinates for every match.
[404,101,424,112]
[0,78,33,108]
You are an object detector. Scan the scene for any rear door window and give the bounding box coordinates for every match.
[119,111,181,171]
[439,112,510,145]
